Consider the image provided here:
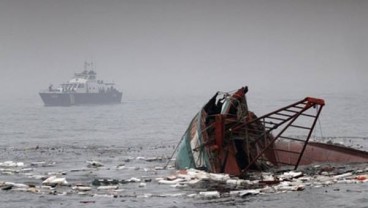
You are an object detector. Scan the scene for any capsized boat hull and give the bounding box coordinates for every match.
[175,111,212,171]
[175,87,260,176]
[175,86,368,177]
[273,139,368,166]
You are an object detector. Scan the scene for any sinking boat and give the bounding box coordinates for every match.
[39,62,122,106]
[175,87,368,177]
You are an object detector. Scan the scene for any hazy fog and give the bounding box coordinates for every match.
[1,0,367,99]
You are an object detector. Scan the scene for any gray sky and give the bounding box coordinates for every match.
[1,0,367,98]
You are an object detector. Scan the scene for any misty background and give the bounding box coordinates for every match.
[1,2,368,207]
[1,0,367,101]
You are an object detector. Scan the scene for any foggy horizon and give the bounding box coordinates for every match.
[1,2,368,206]
[1,0,367,100]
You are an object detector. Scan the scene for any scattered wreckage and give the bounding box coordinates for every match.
[175,86,368,177]
[1,159,368,200]
[1,87,368,201]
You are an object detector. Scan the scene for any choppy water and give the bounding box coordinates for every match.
[0,90,367,208]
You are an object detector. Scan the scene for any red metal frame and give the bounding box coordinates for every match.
[238,97,325,172]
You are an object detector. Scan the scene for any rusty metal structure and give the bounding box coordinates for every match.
[175,86,368,177]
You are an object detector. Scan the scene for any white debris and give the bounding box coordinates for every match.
[138,182,146,187]
[93,194,116,198]
[332,172,353,180]
[72,186,92,191]
[166,175,177,181]
[199,191,220,199]
[0,161,24,167]
[127,177,141,183]
[140,193,153,198]
[262,172,276,181]
[97,185,118,190]
[260,186,276,193]
[322,180,334,186]
[158,193,184,197]
[40,185,55,190]
[209,173,230,182]
[187,179,201,185]
[187,193,198,198]
[279,171,303,180]
[186,169,209,180]
[275,181,305,192]
[12,183,29,188]
[116,164,125,170]
[20,168,33,173]
[13,187,39,193]
[28,174,47,180]
[226,179,238,186]
[42,176,68,186]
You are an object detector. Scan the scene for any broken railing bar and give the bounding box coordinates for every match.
[290,105,306,109]
[228,98,311,133]
[267,116,289,121]
[221,101,299,135]
[279,136,304,142]
[246,105,314,147]
[274,112,294,117]
[242,104,309,173]
[284,109,300,113]
[246,98,310,124]
[244,96,323,128]
[263,121,276,125]
[231,110,295,133]
[289,125,311,130]
[300,113,317,118]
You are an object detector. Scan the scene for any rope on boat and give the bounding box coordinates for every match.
[163,135,185,169]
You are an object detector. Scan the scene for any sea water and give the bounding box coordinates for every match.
[0,90,367,208]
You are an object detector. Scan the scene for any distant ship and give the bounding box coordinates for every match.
[39,63,122,106]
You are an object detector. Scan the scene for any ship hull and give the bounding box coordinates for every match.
[39,92,122,106]
[175,87,368,177]
[273,139,368,166]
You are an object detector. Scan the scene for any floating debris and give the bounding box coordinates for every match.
[199,191,220,199]
[0,161,24,167]
[42,176,68,186]
[96,185,119,190]
[72,185,92,192]
[155,166,368,198]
